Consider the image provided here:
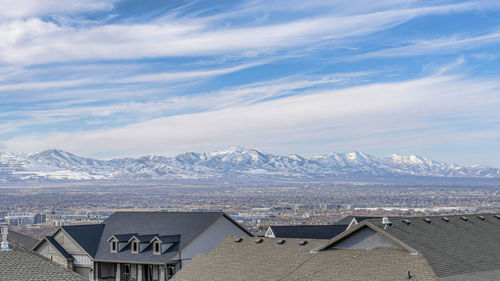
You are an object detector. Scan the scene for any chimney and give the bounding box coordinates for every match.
[1,225,11,251]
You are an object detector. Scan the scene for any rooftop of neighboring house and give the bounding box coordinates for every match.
[170,236,441,281]
[0,239,85,281]
[91,212,252,264]
[7,230,39,249]
[332,215,380,225]
[265,224,347,239]
[317,213,500,280]
[264,215,379,240]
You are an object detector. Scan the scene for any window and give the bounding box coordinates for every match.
[132,242,138,253]
[167,265,176,279]
[112,241,116,251]
[154,242,160,254]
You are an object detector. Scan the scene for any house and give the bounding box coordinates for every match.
[315,214,500,280]
[33,224,104,279]
[0,226,85,281]
[172,213,500,281]
[170,236,441,281]
[264,215,377,239]
[264,224,347,239]
[34,211,252,281]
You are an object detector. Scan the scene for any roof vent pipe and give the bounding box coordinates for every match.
[1,226,11,252]
[382,217,392,229]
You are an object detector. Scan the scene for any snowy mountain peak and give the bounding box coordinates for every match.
[0,147,499,182]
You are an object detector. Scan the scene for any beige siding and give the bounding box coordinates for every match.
[54,231,86,255]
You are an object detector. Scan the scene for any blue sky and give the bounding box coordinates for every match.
[0,0,499,166]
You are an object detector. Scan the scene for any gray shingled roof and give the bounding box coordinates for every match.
[94,211,251,264]
[61,224,104,257]
[363,214,500,278]
[171,236,442,281]
[7,230,39,249]
[0,242,85,281]
[268,225,347,239]
[333,215,378,225]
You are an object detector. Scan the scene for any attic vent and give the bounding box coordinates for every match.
[441,217,450,222]
[402,219,411,225]
[255,238,263,244]
[460,216,468,221]
[477,215,485,221]
[423,218,431,224]
[298,240,308,246]
[495,215,500,220]
[277,239,285,245]
[234,237,243,243]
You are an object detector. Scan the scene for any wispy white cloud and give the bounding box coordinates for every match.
[4,75,499,162]
[0,2,476,65]
[0,61,263,92]
[0,71,373,131]
[0,0,118,19]
[350,31,500,60]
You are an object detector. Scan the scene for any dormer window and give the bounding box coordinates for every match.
[154,242,161,255]
[132,241,139,254]
[108,238,118,253]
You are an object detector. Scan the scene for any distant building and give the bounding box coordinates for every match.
[5,213,46,226]
[34,211,252,281]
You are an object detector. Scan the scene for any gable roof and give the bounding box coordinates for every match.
[267,224,347,239]
[0,242,85,281]
[318,213,500,278]
[171,236,442,281]
[7,230,39,249]
[61,224,104,257]
[94,211,252,264]
[43,236,73,259]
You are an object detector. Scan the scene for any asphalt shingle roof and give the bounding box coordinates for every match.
[333,215,378,225]
[62,224,104,257]
[7,230,39,249]
[364,214,500,278]
[268,225,347,239]
[0,242,85,281]
[94,211,250,264]
[171,236,441,281]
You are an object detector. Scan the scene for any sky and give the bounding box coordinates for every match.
[0,0,499,166]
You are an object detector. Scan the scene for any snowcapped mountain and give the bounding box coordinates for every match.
[0,147,499,183]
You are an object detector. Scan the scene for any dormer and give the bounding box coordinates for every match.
[107,233,137,253]
[128,234,158,254]
[150,234,181,255]
[108,237,118,253]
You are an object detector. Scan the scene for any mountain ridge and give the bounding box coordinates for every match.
[0,147,499,182]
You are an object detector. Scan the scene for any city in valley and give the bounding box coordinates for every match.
[2,181,499,238]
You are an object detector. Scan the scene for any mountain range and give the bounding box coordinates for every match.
[0,147,499,183]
